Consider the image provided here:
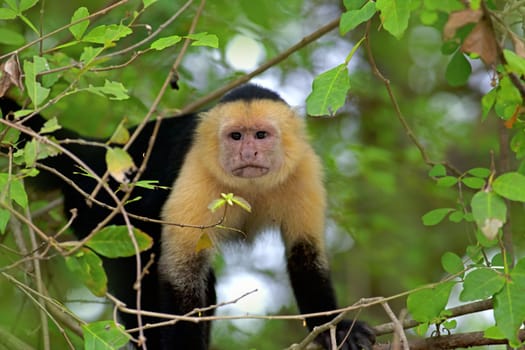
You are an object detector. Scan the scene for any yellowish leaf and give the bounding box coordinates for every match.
[195,232,213,252]
[106,147,136,183]
[109,119,130,145]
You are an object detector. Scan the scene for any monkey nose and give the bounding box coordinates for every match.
[240,148,258,161]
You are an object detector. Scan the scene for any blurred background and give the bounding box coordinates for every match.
[0,0,523,349]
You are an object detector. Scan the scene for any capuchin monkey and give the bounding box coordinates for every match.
[0,84,375,350]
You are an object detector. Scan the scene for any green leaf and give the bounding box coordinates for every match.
[445,50,471,86]
[69,7,90,41]
[471,191,506,240]
[448,210,464,223]
[79,46,104,65]
[134,180,169,190]
[376,0,411,39]
[143,0,157,9]
[414,323,429,336]
[441,252,464,275]
[340,2,377,35]
[481,88,497,120]
[493,269,525,347]
[493,172,525,202]
[491,253,504,267]
[420,9,439,25]
[470,0,481,9]
[467,167,491,178]
[306,64,350,116]
[19,0,38,12]
[466,244,483,263]
[18,13,39,35]
[343,0,367,10]
[461,177,485,189]
[0,209,10,234]
[484,325,506,340]
[150,35,182,51]
[0,124,20,146]
[23,139,37,167]
[428,164,446,177]
[83,24,132,45]
[40,117,61,134]
[13,109,33,119]
[85,80,129,100]
[475,227,499,248]
[187,32,219,48]
[85,225,153,258]
[460,268,505,301]
[407,282,455,322]
[422,208,453,226]
[4,0,17,11]
[65,248,107,297]
[100,80,129,100]
[503,49,525,76]
[441,40,459,55]
[83,321,131,349]
[21,138,60,166]
[105,147,136,183]
[0,8,17,20]
[9,179,28,209]
[511,132,525,158]
[23,56,51,107]
[494,76,522,120]
[442,319,457,331]
[436,176,458,187]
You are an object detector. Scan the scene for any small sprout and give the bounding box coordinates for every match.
[208,193,252,213]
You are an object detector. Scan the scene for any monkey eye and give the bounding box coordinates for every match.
[255,131,267,139]
[230,132,242,140]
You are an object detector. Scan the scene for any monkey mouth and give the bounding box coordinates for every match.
[232,165,269,178]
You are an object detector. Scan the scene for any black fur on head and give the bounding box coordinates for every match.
[219,84,287,105]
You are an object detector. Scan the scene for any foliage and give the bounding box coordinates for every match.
[0,0,524,349]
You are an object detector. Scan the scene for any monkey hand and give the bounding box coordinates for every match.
[314,319,375,350]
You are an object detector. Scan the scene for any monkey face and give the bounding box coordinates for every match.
[195,96,308,190]
[219,122,283,178]
[211,100,290,179]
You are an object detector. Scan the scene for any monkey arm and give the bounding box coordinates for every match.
[157,159,221,350]
[286,240,375,350]
[158,245,216,350]
[281,155,375,349]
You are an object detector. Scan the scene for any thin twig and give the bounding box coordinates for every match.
[380,302,408,350]
[363,21,462,176]
[25,204,51,350]
[102,0,194,59]
[0,1,131,61]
